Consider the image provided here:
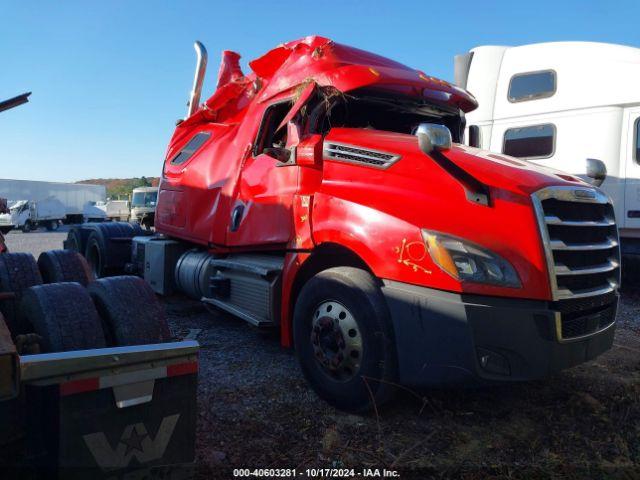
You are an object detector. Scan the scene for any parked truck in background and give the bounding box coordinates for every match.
[69,37,621,412]
[96,199,130,222]
[454,42,640,256]
[0,198,67,232]
[130,187,157,229]
[0,179,107,224]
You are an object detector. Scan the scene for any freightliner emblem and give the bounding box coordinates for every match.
[574,189,596,199]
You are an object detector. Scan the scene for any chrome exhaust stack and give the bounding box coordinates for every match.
[187,41,208,118]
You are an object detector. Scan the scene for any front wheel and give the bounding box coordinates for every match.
[293,267,398,413]
[21,221,32,233]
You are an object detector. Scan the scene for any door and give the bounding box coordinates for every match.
[226,100,302,247]
[623,107,640,230]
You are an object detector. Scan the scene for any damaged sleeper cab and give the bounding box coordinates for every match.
[139,37,619,411]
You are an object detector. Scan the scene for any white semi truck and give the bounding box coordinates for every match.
[0,179,107,224]
[454,41,640,255]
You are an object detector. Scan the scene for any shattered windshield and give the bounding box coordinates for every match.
[312,88,464,142]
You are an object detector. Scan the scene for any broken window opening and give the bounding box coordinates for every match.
[309,88,465,142]
[254,101,294,157]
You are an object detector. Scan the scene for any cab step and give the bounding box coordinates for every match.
[202,254,284,327]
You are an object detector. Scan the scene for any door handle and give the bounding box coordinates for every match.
[230,205,244,232]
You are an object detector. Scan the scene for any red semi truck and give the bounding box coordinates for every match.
[71,36,621,412]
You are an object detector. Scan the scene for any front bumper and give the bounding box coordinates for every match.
[0,216,14,227]
[381,280,617,387]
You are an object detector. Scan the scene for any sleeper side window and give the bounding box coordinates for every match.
[503,124,556,159]
[508,70,556,103]
[170,132,211,166]
[254,101,293,157]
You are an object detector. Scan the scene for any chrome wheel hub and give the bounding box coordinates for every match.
[310,301,362,381]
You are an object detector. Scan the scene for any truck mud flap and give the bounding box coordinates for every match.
[15,341,198,478]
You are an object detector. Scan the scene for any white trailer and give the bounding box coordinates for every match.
[454,41,640,255]
[0,179,107,224]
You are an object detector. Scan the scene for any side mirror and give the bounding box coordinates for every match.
[416,123,452,154]
[468,125,481,148]
[586,158,607,187]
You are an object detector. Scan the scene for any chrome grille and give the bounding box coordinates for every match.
[532,187,621,302]
[323,142,401,169]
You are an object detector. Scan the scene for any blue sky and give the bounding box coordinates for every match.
[1,0,639,182]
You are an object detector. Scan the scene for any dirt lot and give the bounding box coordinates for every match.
[5,230,640,479]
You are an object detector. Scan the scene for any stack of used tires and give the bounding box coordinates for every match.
[0,249,171,354]
[63,222,147,279]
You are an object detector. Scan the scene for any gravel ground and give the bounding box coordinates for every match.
[3,227,70,259]
[6,231,640,479]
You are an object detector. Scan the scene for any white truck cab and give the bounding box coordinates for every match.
[455,42,640,254]
[0,198,67,232]
[130,187,158,229]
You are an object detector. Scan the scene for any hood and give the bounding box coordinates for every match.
[318,128,595,300]
[323,128,585,198]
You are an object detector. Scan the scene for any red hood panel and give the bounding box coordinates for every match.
[318,128,592,300]
[324,128,586,196]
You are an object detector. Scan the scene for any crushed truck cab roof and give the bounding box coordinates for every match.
[184,36,477,126]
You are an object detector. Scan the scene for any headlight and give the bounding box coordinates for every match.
[422,230,521,288]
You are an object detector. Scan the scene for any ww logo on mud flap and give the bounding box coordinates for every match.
[83,414,180,470]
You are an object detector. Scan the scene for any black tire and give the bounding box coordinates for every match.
[88,276,171,346]
[83,222,144,278]
[0,227,12,235]
[45,220,59,232]
[37,250,93,286]
[63,227,88,254]
[20,283,106,352]
[141,218,153,231]
[84,232,105,278]
[293,267,398,413]
[0,253,42,335]
[21,221,33,233]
